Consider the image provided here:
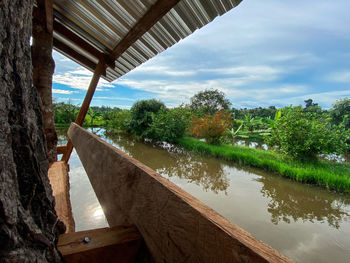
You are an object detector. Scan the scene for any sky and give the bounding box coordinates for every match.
[52,0,350,109]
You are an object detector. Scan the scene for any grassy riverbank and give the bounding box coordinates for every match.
[177,137,350,193]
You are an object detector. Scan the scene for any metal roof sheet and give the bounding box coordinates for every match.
[53,0,242,81]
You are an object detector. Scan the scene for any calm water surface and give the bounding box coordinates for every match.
[57,127,350,263]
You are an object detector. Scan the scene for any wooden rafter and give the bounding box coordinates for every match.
[110,0,181,60]
[53,38,103,76]
[54,21,115,69]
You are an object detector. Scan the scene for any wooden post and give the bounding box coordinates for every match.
[61,60,106,163]
[32,0,57,164]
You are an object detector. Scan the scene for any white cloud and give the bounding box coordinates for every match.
[94,96,135,101]
[326,71,350,83]
[117,75,308,107]
[53,67,114,91]
[268,90,350,109]
[52,89,76,94]
[132,64,196,76]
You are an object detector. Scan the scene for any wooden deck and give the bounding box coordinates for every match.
[48,161,75,233]
[68,123,294,263]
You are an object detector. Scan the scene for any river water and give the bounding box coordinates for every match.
[57,127,350,263]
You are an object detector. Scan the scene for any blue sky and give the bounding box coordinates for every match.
[53,0,350,109]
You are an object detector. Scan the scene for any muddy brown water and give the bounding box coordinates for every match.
[57,127,350,263]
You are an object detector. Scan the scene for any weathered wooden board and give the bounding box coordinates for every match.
[56,145,67,155]
[48,161,75,233]
[68,123,294,263]
[58,225,142,263]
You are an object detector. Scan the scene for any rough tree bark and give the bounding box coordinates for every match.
[32,0,57,164]
[0,1,65,262]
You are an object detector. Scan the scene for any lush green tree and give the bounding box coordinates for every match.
[129,99,165,138]
[267,106,349,160]
[189,89,231,115]
[303,99,323,114]
[53,100,78,124]
[230,106,277,120]
[108,109,131,131]
[87,107,101,126]
[330,98,350,129]
[147,107,192,142]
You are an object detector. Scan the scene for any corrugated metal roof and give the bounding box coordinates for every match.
[53,0,242,81]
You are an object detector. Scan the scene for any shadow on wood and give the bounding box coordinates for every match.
[68,123,294,263]
[58,225,142,263]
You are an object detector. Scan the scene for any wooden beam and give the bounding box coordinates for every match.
[48,161,75,233]
[53,38,100,75]
[32,0,57,163]
[35,0,53,33]
[58,225,142,263]
[57,145,67,155]
[44,0,53,33]
[111,0,181,60]
[68,123,294,263]
[61,61,106,163]
[53,21,115,69]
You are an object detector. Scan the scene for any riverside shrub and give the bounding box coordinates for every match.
[129,99,165,138]
[147,107,192,142]
[108,109,131,131]
[189,110,233,144]
[267,106,349,160]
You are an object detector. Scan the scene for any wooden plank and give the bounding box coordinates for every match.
[57,145,67,155]
[58,225,142,263]
[61,61,106,163]
[111,0,181,60]
[68,123,294,263]
[48,161,75,233]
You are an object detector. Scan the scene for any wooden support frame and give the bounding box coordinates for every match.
[111,0,181,60]
[57,145,67,155]
[68,123,294,263]
[53,38,101,75]
[53,21,115,69]
[58,225,142,263]
[61,61,106,163]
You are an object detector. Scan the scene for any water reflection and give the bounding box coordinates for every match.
[58,127,350,262]
[104,129,350,229]
[104,130,229,194]
[256,175,350,228]
[60,127,350,230]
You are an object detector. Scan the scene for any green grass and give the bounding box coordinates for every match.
[177,137,350,193]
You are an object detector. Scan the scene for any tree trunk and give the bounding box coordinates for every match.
[32,2,57,164]
[0,1,64,262]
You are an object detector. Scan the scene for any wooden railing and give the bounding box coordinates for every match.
[68,123,294,263]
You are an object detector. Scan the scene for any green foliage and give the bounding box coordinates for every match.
[189,110,233,144]
[230,106,277,120]
[53,101,78,124]
[227,123,243,142]
[189,89,231,115]
[177,137,350,193]
[330,98,350,130]
[303,99,323,114]
[129,99,165,138]
[147,107,191,142]
[107,109,131,131]
[267,106,349,159]
[87,107,101,126]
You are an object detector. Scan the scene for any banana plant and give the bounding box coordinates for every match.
[227,123,246,143]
